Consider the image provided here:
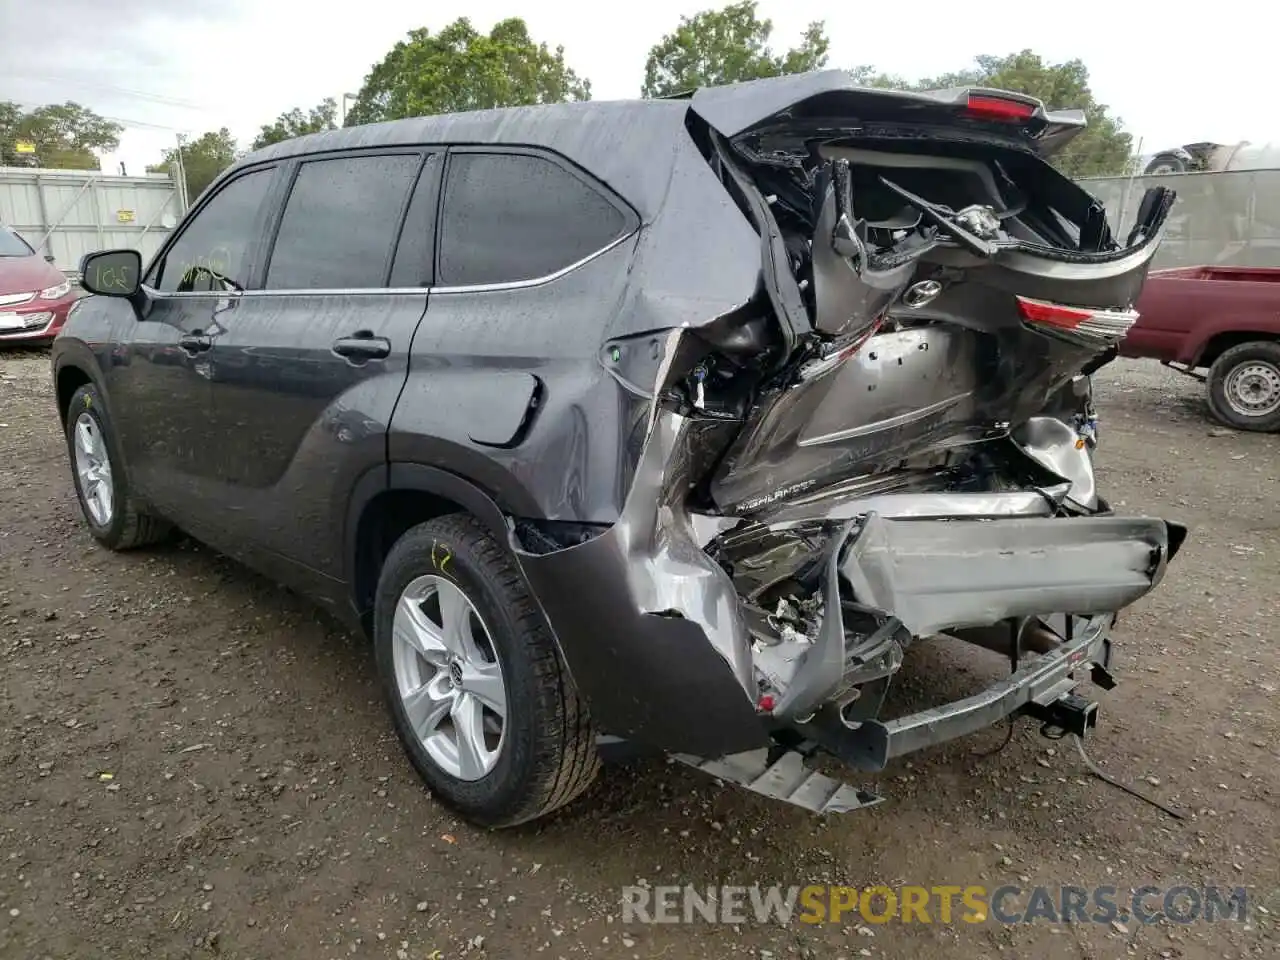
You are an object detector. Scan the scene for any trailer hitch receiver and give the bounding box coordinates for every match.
[1024,693,1099,740]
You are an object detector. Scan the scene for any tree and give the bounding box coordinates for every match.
[147,128,238,202]
[848,52,1133,177]
[252,97,338,150]
[0,102,26,166]
[641,1,829,98]
[917,52,1132,177]
[0,100,122,169]
[346,18,590,126]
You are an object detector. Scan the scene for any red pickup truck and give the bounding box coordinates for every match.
[1120,265,1280,431]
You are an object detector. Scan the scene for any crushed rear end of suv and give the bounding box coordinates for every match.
[508,72,1184,813]
[54,70,1184,827]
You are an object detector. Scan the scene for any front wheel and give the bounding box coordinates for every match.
[373,514,600,828]
[64,383,172,549]
[1206,340,1280,432]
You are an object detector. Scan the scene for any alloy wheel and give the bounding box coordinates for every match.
[73,411,114,526]
[391,574,507,781]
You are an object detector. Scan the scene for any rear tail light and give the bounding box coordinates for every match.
[965,93,1037,123]
[1016,296,1139,345]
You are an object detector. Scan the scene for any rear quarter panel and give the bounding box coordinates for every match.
[388,130,764,524]
[388,241,644,522]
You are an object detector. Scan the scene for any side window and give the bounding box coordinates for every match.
[437,152,630,287]
[388,154,441,288]
[266,154,421,290]
[152,169,273,293]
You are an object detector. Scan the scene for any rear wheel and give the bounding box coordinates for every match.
[1207,340,1280,432]
[373,514,600,828]
[64,383,172,549]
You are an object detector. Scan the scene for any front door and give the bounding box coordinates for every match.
[107,165,280,532]
[197,150,440,590]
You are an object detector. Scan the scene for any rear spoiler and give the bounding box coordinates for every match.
[687,70,1087,156]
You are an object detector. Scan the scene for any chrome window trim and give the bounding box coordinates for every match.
[173,227,637,298]
[430,230,634,294]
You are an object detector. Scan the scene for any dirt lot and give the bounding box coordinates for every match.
[1,348,1276,960]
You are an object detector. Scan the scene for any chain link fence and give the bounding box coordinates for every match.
[1080,168,1280,270]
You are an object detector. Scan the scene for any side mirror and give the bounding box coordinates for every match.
[80,249,142,298]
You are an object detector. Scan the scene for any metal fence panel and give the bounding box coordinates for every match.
[0,167,182,275]
[1081,169,1280,269]
[8,165,1278,276]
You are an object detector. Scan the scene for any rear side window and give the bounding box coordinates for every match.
[153,169,273,293]
[388,154,441,288]
[437,152,629,287]
[266,154,421,290]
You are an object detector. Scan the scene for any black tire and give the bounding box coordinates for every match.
[1206,340,1280,432]
[1144,153,1189,175]
[373,514,600,828]
[64,383,172,550]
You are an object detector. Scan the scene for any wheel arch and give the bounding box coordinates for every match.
[52,339,110,423]
[1197,329,1280,369]
[55,364,94,427]
[346,462,516,637]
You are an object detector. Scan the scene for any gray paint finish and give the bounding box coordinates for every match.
[236,99,691,221]
[50,73,1185,775]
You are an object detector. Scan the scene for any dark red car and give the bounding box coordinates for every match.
[1121,265,1280,431]
[0,225,79,344]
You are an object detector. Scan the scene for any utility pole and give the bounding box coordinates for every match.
[173,132,189,213]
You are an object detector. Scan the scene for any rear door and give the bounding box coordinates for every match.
[197,149,441,591]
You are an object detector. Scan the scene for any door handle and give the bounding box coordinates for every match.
[332,332,391,362]
[179,331,212,354]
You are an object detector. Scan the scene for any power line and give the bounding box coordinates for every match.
[100,115,193,134]
[0,73,214,112]
[5,99,196,135]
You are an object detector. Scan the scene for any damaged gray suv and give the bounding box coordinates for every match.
[52,71,1185,827]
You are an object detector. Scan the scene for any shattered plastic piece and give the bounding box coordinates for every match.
[674,749,882,814]
[778,624,809,646]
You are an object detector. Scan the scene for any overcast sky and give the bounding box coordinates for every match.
[2,0,1273,174]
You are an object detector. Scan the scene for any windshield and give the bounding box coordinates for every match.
[0,226,35,258]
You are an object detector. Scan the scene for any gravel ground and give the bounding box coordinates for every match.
[0,349,1277,960]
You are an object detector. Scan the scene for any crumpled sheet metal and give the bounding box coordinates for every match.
[840,512,1176,637]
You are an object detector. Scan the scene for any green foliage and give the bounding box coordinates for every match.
[0,100,122,169]
[346,18,590,126]
[848,51,1134,177]
[147,128,239,202]
[641,1,829,97]
[252,98,338,150]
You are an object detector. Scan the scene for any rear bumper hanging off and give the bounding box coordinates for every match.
[841,512,1184,638]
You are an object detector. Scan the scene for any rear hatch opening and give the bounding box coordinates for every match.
[688,74,1176,345]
